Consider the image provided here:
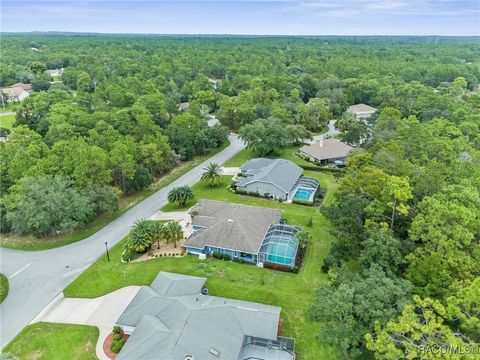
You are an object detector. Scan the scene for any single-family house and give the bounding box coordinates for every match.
[116,271,296,360]
[299,139,353,166]
[183,200,301,269]
[46,68,64,77]
[1,83,32,102]
[179,102,190,111]
[235,158,319,202]
[346,103,377,119]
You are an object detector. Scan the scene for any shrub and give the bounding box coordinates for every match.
[112,325,122,335]
[292,198,313,206]
[111,338,126,353]
[212,252,230,260]
[113,334,122,341]
[307,217,313,227]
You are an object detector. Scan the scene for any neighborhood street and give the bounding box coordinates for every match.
[0,134,245,348]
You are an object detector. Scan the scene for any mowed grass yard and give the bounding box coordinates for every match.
[64,172,340,359]
[0,274,9,303]
[0,114,16,129]
[2,322,98,360]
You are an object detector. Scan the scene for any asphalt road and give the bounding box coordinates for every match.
[0,134,244,348]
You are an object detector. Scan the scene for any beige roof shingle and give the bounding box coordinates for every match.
[347,103,377,116]
[299,139,353,161]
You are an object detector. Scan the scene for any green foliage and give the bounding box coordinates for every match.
[112,325,122,335]
[0,354,17,360]
[31,80,51,92]
[167,185,194,207]
[296,230,311,250]
[310,265,411,357]
[291,198,313,206]
[212,252,231,260]
[366,295,479,359]
[110,338,126,353]
[201,162,223,187]
[3,175,113,237]
[239,117,289,156]
[124,219,153,253]
[163,221,183,248]
[0,274,9,304]
[335,112,369,146]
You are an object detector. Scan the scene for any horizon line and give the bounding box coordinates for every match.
[2,31,480,38]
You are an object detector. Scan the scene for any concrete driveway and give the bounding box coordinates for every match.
[222,166,240,175]
[33,286,140,360]
[0,134,245,348]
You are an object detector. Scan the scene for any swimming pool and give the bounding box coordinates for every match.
[293,188,314,201]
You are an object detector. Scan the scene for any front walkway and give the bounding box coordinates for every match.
[32,286,141,360]
[222,166,240,175]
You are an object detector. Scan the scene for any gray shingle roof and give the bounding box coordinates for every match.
[237,158,303,193]
[299,139,353,161]
[183,200,281,253]
[116,272,289,360]
[151,272,207,297]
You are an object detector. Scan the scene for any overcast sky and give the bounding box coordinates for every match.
[2,0,479,36]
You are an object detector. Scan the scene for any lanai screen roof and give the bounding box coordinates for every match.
[259,224,301,268]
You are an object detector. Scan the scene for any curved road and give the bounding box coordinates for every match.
[0,134,244,348]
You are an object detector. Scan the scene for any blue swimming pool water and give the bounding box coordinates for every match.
[294,188,314,201]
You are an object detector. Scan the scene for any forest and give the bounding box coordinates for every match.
[1,34,479,359]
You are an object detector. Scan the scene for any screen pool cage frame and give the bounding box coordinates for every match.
[258,224,302,268]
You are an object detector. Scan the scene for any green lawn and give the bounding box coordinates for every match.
[224,144,313,168]
[162,171,337,212]
[64,173,339,359]
[0,274,8,303]
[2,322,98,360]
[0,142,229,251]
[0,114,15,129]
[0,102,19,113]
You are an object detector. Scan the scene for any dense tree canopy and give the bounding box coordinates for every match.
[1,35,479,358]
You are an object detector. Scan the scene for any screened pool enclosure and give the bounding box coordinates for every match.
[258,224,302,268]
[292,176,320,202]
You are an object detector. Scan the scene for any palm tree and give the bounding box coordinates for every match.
[167,185,194,207]
[164,221,184,248]
[201,162,223,187]
[296,230,311,250]
[125,219,153,253]
[149,221,165,250]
